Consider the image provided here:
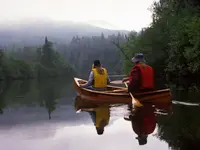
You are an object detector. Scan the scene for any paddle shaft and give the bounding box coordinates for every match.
[124,82,135,101]
[110,80,129,85]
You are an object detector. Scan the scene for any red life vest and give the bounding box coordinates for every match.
[131,105,156,135]
[135,63,154,90]
[131,113,156,135]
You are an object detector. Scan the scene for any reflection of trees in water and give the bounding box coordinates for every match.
[37,78,73,119]
[167,83,200,103]
[0,80,38,106]
[0,81,10,114]
[156,105,200,150]
[40,87,58,119]
[36,78,74,119]
[0,78,73,118]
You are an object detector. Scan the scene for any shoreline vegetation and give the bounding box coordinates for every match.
[119,0,200,84]
[0,37,75,81]
[0,33,127,81]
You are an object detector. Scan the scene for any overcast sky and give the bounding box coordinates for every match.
[0,0,158,31]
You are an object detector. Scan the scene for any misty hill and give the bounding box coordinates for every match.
[0,19,130,47]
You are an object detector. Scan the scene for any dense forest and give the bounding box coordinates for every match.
[0,32,127,80]
[60,33,127,75]
[0,37,75,80]
[120,0,200,83]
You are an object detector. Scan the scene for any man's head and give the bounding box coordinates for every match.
[93,60,101,68]
[136,135,148,145]
[131,53,146,64]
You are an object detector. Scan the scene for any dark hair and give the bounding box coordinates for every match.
[96,127,104,135]
[136,135,147,145]
[93,60,101,67]
[96,120,106,135]
[138,138,147,145]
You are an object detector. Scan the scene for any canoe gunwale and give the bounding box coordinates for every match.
[74,77,129,96]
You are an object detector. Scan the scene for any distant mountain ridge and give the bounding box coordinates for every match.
[0,19,130,47]
[85,20,121,30]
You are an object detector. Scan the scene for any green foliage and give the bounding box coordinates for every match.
[121,0,200,78]
[0,37,75,80]
[41,37,56,68]
[62,33,126,76]
[167,16,200,74]
[0,56,34,80]
[2,33,126,79]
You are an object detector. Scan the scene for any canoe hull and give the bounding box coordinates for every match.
[74,77,172,104]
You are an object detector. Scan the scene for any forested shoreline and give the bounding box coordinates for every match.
[120,0,200,83]
[0,37,76,80]
[0,33,126,81]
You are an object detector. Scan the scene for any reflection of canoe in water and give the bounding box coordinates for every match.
[74,95,172,117]
[74,77,172,104]
[74,96,99,110]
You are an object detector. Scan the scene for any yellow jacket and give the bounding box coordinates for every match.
[94,107,110,128]
[92,67,108,88]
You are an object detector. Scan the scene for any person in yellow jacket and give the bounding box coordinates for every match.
[80,60,111,91]
[74,96,110,135]
[81,106,110,135]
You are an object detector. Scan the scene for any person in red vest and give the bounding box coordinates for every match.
[124,104,156,145]
[122,53,154,92]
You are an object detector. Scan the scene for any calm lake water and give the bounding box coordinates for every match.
[0,78,199,150]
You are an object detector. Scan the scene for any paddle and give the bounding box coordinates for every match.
[76,108,95,113]
[76,109,82,113]
[124,82,143,107]
[110,80,124,84]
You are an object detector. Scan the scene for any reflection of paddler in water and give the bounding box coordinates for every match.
[74,96,110,135]
[124,104,156,145]
[85,106,110,135]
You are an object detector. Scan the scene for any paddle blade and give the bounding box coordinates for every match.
[132,98,143,107]
[133,101,143,107]
[124,82,143,107]
[76,109,82,113]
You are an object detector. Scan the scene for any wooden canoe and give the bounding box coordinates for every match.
[73,77,172,104]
